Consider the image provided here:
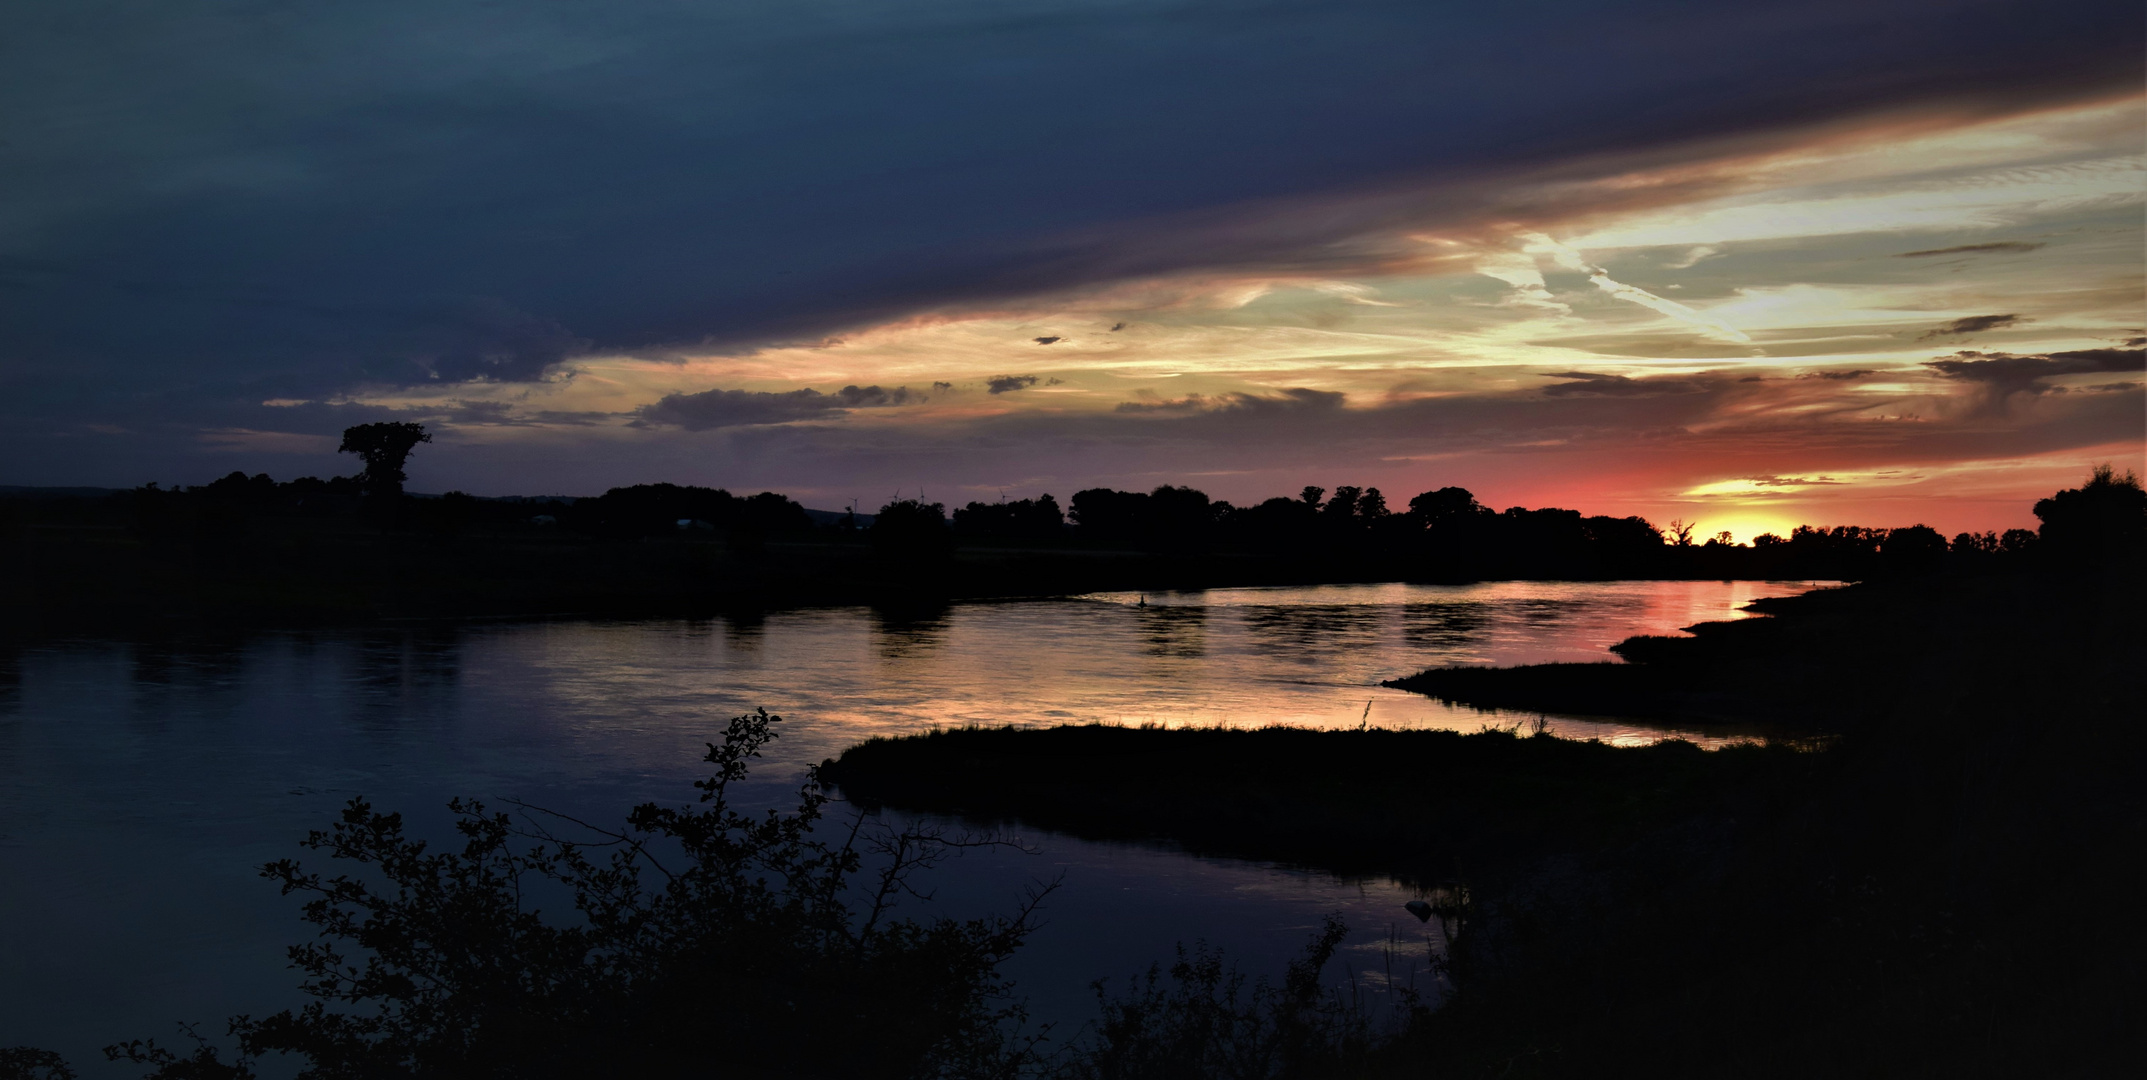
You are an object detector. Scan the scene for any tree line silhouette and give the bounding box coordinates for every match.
[6,422,2139,619]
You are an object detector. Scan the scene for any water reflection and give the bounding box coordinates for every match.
[1137,604,1207,659]
[1241,604,1388,661]
[871,599,952,661]
[129,632,248,688]
[1399,601,1490,651]
[0,579,1823,1073]
[348,629,462,700]
[720,610,767,655]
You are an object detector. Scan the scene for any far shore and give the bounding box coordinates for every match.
[0,520,1839,637]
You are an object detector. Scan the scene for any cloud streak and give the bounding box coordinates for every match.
[1898,242,2045,257]
[635,385,918,431]
[1918,314,2024,340]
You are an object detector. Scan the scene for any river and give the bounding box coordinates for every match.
[0,578,1821,1069]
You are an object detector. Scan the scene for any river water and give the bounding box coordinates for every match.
[0,579,1820,1069]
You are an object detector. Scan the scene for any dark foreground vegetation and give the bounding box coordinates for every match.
[0,422,2059,633]
[821,468,2147,1077]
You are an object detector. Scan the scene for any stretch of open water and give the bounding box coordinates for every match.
[0,579,1820,1070]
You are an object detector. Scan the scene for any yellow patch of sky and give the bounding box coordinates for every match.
[1670,444,2142,541]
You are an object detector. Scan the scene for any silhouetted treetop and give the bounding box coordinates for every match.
[1407,487,1490,526]
[2035,463,2146,560]
[338,422,432,500]
[577,483,812,540]
[871,498,953,560]
[954,494,1064,540]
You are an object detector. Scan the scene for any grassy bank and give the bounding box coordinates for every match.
[821,724,1817,883]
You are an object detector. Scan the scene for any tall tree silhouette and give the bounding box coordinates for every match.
[337,422,432,500]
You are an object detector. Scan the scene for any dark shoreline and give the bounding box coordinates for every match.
[821,724,1818,885]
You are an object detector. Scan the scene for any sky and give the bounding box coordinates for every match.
[3,0,2141,539]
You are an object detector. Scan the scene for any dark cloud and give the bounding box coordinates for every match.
[1918,314,2022,340]
[447,400,529,426]
[829,385,914,408]
[402,300,591,384]
[1897,242,2046,258]
[1109,323,1127,332]
[1798,369,1877,381]
[1542,372,1710,397]
[1114,388,1345,415]
[932,381,955,391]
[987,375,1040,394]
[1115,395,1213,415]
[635,384,914,430]
[1923,347,2145,397]
[1033,337,1062,345]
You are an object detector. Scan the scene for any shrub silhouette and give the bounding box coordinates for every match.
[95,710,1052,1080]
[0,1047,75,1080]
[1059,915,1387,1080]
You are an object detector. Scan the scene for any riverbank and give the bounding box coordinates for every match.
[823,565,2146,1076]
[821,724,1818,882]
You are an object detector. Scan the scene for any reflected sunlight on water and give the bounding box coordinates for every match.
[452,579,1824,779]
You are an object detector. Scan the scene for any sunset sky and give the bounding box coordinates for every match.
[3,1,2141,538]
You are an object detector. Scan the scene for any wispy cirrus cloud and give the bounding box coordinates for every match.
[1544,235,1751,340]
